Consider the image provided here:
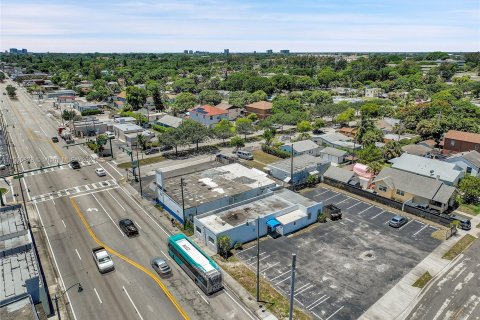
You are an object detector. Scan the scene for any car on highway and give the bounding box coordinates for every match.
[70,159,81,169]
[95,168,107,176]
[119,218,139,237]
[144,148,159,155]
[151,257,171,276]
[51,136,59,143]
[92,247,115,273]
[389,215,408,228]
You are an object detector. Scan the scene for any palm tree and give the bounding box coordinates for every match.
[136,133,147,151]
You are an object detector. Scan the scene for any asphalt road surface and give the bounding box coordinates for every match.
[1,80,256,320]
[407,238,480,320]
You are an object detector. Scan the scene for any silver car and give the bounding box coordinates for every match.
[151,257,171,276]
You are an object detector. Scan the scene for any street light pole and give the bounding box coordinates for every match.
[180,177,186,227]
[54,282,83,320]
[136,148,143,197]
[256,215,260,302]
[288,254,297,320]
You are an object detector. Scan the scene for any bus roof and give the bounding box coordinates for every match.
[169,234,218,273]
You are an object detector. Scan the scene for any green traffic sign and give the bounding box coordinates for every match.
[131,160,138,168]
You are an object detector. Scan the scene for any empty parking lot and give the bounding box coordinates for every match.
[236,187,441,320]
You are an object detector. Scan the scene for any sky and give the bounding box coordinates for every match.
[1,0,479,53]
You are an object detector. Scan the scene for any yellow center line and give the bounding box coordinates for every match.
[69,198,189,320]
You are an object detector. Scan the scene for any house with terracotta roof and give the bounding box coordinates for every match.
[338,127,358,138]
[113,91,127,109]
[442,130,480,154]
[245,101,273,119]
[189,105,228,127]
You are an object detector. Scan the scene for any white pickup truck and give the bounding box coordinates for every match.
[92,247,115,273]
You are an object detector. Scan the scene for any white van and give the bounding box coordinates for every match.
[236,150,254,160]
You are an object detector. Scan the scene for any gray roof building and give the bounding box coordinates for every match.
[268,154,328,174]
[389,153,464,186]
[323,166,357,184]
[320,147,347,157]
[156,114,183,128]
[401,144,432,157]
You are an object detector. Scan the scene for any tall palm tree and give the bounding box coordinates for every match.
[136,133,147,151]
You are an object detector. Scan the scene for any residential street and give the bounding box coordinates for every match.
[0,79,256,320]
[407,239,480,320]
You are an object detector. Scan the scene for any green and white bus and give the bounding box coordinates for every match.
[168,234,223,295]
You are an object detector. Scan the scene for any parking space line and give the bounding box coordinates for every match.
[270,270,291,281]
[370,210,385,219]
[275,275,292,286]
[357,205,373,215]
[261,262,279,273]
[293,283,310,294]
[344,217,353,222]
[324,194,342,202]
[325,306,344,320]
[306,294,327,309]
[398,219,414,230]
[315,190,331,197]
[346,202,361,210]
[294,297,304,306]
[312,311,324,320]
[245,251,267,262]
[413,224,429,236]
[236,245,257,257]
[336,198,349,205]
[248,254,270,266]
[295,284,314,296]
[308,296,330,310]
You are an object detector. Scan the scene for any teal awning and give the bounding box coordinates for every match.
[266,218,281,229]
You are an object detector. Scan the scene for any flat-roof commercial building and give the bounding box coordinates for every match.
[194,189,322,253]
[266,154,330,186]
[156,161,277,224]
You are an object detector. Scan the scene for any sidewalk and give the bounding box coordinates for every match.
[360,213,480,320]
[120,181,277,320]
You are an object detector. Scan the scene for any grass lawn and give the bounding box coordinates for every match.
[252,150,281,164]
[117,155,165,168]
[413,271,432,288]
[0,188,8,194]
[458,203,480,216]
[442,234,476,260]
[215,257,311,320]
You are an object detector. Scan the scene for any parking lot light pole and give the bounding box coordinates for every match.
[256,216,260,302]
[289,254,297,320]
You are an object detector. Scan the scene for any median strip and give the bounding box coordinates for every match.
[412,271,432,288]
[442,234,476,260]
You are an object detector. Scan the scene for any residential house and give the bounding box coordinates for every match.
[323,166,359,185]
[114,91,127,109]
[364,87,382,98]
[442,130,480,154]
[383,133,419,143]
[373,168,456,213]
[56,96,75,103]
[215,102,242,120]
[280,140,323,157]
[245,101,273,119]
[319,147,348,164]
[266,154,330,185]
[112,123,144,141]
[376,117,400,133]
[189,105,228,127]
[312,132,362,150]
[389,153,464,186]
[155,114,183,129]
[444,150,480,177]
[418,140,436,149]
[401,144,432,157]
[352,163,374,189]
[338,127,358,138]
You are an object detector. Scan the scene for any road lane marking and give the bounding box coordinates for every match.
[92,194,124,236]
[123,286,143,320]
[94,288,103,304]
[224,289,255,320]
[107,189,126,211]
[10,183,16,202]
[62,220,66,228]
[70,198,189,320]
[161,250,171,261]
[75,249,82,260]
[197,291,210,305]
[325,306,344,320]
[69,186,119,198]
[107,161,124,176]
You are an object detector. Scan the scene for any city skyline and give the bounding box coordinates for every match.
[1,0,479,53]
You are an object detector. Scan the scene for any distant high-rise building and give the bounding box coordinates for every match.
[188,50,193,54]
[184,50,188,54]
[9,48,18,54]
[21,48,27,54]
[224,49,229,55]
[266,49,273,54]
[280,50,290,54]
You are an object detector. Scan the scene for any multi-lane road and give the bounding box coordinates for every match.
[0,80,256,320]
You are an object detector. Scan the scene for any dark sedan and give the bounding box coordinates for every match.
[119,218,139,237]
[144,148,159,155]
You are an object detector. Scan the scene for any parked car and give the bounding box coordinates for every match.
[95,168,107,177]
[323,204,342,220]
[450,215,471,230]
[159,145,173,152]
[236,150,254,160]
[105,131,115,139]
[70,160,81,169]
[389,215,408,228]
[144,148,159,155]
[151,257,171,276]
[119,218,139,237]
[51,136,59,143]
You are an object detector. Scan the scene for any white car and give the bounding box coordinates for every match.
[105,131,115,139]
[95,168,107,177]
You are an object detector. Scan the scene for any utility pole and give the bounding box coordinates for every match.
[109,138,114,158]
[256,215,260,302]
[290,144,294,191]
[136,148,143,197]
[289,253,297,320]
[180,178,186,227]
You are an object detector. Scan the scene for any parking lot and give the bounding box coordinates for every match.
[236,187,441,320]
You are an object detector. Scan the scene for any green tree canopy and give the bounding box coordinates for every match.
[126,86,148,111]
[173,92,197,116]
[297,120,312,133]
[213,119,235,142]
[235,117,254,139]
[199,90,222,105]
[458,175,480,204]
[230,136,245,150]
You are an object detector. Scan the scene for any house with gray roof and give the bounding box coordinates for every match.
[401,144,432,157]
[280,140,323,157]
[323,166,358,185]
[311,132,362,150]
[319,147,348,164]
[389,153,464,186]
[267,154,330,185]
[444,150,480,177]
[155,114,183,128]
[373,167,456,213]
